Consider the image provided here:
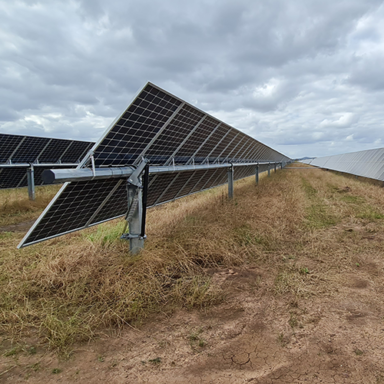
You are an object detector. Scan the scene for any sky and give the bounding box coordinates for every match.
[1,0,384,159]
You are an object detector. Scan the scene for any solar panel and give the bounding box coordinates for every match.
[87,83,285,168]
[0,134,95,190]
[60,141,94,163]
[0,134,24,163]
[0,167,28,189]
[308,148,384,181]
[0,133,94,165]
[19,82,290,248]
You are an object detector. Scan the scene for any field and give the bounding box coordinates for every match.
[1,164,384,383]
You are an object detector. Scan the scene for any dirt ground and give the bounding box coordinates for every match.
[2,167,384,383]
[2,261,384,383]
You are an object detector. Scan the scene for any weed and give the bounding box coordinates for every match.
[299,267,309,275]
[3,347,21,357]
[189,332,199,341]
[52,368,62,374]
[288,312,298,328]
[189,328,206,349]
[27,346,37,355]
[355,349,364,356]
[277,333,288,347]
[98,356,105,362]
[110,360,119,368]
[158,340,169,348]
[28,362,40,372]
[148,357,161,365]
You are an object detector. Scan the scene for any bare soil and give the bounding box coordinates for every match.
[0,220,35,233]
[2,167,384,383]
[2,261,384,383]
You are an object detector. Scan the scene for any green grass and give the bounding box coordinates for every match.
[356,208,384,221]
[233,224,266,247]
[302,178,338,229]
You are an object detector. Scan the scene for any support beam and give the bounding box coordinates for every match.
[228,165,234,199]
[268,163,271,177]
[274,163,277,173]
[255,164,259,185]
[42,161,273,184]
[27,165,35,201]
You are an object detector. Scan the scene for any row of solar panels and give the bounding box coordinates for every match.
[87,83,288,168]
[23,163,275,245]
[300,148,384,181]
[0,166,61,189]
[19,82,291,248]
[0,134,94,189]
[0,133,94,164]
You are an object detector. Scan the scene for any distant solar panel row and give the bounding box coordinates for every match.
[19,82,289,247]
[0,134,94,189]
[306,148,384,181]
[0,133,94,164]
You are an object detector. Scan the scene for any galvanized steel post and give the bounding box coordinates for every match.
[274,163,277,173]
[255,163,259,185]
[268,163,271,177]
[228,164,234,199]
[126,184,144,254]
[120,159,149,254]
[27,165,35,201]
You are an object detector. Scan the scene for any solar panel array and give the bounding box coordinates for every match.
[0,134,94,189]
[306,148,384,181]
[19,82,289,247]
[90,83,285,167]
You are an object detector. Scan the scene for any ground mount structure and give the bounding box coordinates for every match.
[15,82,291,252]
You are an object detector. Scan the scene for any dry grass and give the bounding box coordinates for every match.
[1,165,384,356]
[0,185,61,227]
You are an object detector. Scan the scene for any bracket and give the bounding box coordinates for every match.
[121,158,149,254]
[121,234,147,240]
[127,157,148,188]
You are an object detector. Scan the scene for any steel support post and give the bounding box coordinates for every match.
[255,164,259,185]
[268,163,271,177]
[125,184,144,254]
[228,165,234,199]
[121,159,149,255]
[274,163,277,173]
[27,165,35,201]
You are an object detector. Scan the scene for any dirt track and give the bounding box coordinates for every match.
[2,260,384,383]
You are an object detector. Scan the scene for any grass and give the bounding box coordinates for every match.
[0,185,61,227]
[301,178,339,228]
[2,165,384,356]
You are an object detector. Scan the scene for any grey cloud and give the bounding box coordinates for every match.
[1,0,384,158]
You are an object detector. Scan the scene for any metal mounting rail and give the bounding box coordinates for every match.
[42,161,283,184]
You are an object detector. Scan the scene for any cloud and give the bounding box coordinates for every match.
[0,0,384,157]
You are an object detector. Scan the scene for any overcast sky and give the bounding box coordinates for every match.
[1,0,384,158]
